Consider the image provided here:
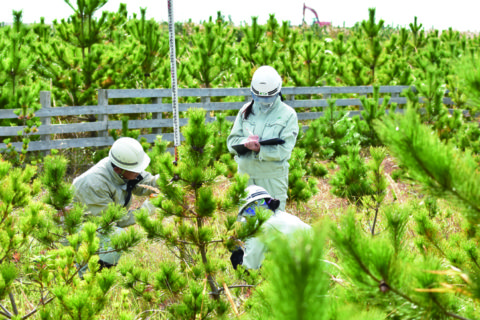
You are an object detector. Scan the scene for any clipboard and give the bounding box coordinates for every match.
[232,138,285,155]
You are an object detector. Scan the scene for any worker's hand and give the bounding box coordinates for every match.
[244,139,260,152]
[230,247,244,270]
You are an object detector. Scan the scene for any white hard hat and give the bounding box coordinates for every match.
[250,66,282,98]
[238,185,279,215]
[109,137,150,173]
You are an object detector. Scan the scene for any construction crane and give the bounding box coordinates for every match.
[303,3,331,27]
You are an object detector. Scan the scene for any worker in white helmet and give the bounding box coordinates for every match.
[72,137,159,268]
[230,185,311,270]
[227,66,299,211]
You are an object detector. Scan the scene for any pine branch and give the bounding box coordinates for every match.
[21,297,55,320]
[216,284,256,293]
[409,146,480,217]
[0,303,12,318]
[9,292,18,316]
[432,295,474,320]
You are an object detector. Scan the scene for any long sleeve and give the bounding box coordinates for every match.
[243,237,267,269]
[133,172,159,196]
[73,183,115,217]
[227,108,248,155]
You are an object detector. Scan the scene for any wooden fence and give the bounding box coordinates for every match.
[0,86,454,152]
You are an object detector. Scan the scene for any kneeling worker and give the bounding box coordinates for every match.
[72,137,159,268]
[231,185,311,270]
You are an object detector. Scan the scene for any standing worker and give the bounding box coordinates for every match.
[72,137,158,268]
[227,66,299,211]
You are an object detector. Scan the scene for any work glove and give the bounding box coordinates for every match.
[230,247,244,270]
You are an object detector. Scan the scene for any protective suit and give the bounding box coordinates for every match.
[230,185,311,270]
[72,157,158,265]
[242,210,311,269]
[227,98,299,211]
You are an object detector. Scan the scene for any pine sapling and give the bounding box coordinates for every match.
[297,98,360,161]
[364,146,389,235]
[288,147,319,204]
[132,108,266,318]
[329,145,373,204]
[355,85,390,146]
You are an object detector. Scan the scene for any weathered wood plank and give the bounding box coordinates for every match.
[106,86,413,99]
[0,122,107,136]
[107,118,190,130]
[0,137,115,152]
[107,88,252,99]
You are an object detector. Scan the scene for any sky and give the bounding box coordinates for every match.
[1,0,479,33]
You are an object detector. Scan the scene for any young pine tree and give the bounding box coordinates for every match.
[0,155,134,319]
[0,11,43,162]
[354,85,391,146]
[186,18,235,88]
[288,32,335,87]
[287,147,319,204]
[296,98,361,161]
[33,0,119,108]
[130,108,266,318]
[351,8,386,84]
[329,204,476,320]
[329,145,373,204]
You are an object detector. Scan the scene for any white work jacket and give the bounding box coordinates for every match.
[243,210,311,269]
[72,157,159,219]
[227,98,299,179]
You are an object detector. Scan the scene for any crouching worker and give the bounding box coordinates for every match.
[230,185,311,270]
[72,137,159,269]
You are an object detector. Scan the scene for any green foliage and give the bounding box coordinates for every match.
[373,103,480,315]
[186,17,235,88]
[209,113,236,177]
[246,227,329,320]
[41,155,75,210]
[355,85,390,146]
[288,147,319,203]
[352,8,386,83]
[454,51,480,114]
[329,206,473,319]
[1,7,480,320]
[0,156,119,318]
[374,106,480,225]
[0,11,43,159]
[362,146,389,234]
[297,99,360,161]
[329,145,372,204]
[288,32,335,86]
[132,108,259,318]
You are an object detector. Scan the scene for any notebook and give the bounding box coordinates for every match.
[232,138,285,155]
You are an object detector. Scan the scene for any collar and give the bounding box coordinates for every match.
[106,159,128,186]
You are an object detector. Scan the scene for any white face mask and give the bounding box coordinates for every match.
[252,93,278,113]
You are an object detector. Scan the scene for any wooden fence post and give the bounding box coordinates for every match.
[202,96,212,122]
[97,89,108,137]
[39,91,51,155]
[40,91,51,141]
[152,97,162,135]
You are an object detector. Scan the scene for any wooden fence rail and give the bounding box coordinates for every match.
[0,86,453,152]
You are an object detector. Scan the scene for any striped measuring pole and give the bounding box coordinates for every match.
[167,0,181,163]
